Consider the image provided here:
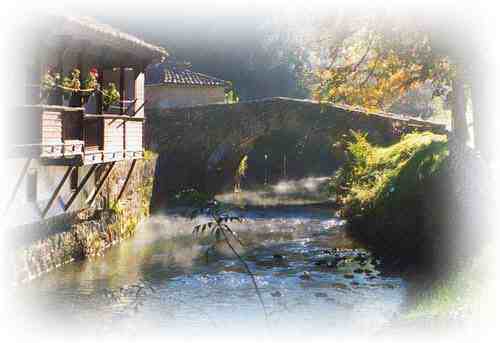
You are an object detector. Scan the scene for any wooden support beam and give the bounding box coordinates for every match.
[132,100,147,117]
[96,45,113,114]
[86,162,116,206]
[3,158,32,215]
[116,160,137,203]
[71,40,90,108]
[41,166,74,218]
[64,164,97,211]
[53,35,71,106]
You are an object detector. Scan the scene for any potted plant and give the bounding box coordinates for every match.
[41,66,61,105]
[62,69,81,107]
[81,67,99,103]
[102,82,120,111]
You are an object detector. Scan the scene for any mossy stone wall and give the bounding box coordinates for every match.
[10,155,157,284]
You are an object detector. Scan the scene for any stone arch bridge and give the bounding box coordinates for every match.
[146,97,446,210]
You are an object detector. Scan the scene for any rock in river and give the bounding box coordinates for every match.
[331,283,349,290]
[271,290,282,297]
[314,292,328,298]
[299,271,312,280]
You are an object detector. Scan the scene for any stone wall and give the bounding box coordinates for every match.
[8,154,157,285]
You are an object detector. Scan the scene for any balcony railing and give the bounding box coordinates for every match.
[11,96,145,165]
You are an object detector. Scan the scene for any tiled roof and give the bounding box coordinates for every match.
[145,62,229,87]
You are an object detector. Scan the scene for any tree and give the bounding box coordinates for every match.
[312,12,471,145]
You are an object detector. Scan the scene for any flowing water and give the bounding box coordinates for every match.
[15,180,407,340]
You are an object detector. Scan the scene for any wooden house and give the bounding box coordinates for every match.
[5,15,167,226]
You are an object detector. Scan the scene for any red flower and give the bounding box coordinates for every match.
[89,68,99,77]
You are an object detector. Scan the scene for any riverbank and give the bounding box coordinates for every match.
[330,130,493,324]
[332,131,491,269]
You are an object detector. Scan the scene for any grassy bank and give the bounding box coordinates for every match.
[331,131,449,268]
[332,131,448,215]
[331,130,491,321]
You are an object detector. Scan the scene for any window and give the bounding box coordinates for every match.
[70,167,79,191]
[27,170,37,202]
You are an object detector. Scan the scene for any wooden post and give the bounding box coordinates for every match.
[86,162,116,206]
[96,67,103,114]
[123,117,127,157]
[119,67,125,115]
[75,42,84,107]
[116,160,137,203]
[3,158,32,215]
[41,166,74,218]
[53,35,70,106]
[96,45,111,114]
[119,67,126,153]
[64,164,97,211]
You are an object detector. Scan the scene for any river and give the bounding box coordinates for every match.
[14,178,407,340]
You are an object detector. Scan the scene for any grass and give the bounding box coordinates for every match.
[332,131,448,216]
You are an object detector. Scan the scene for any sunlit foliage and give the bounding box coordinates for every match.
[313,21,455,115]
[331,131,448,215]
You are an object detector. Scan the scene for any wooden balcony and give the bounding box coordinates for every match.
[10,104,144,166]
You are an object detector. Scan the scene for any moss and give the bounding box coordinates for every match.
[138,176,154,217]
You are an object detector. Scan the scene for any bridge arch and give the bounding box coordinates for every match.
[146,97,446,211]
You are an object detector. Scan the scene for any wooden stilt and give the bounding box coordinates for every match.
[86,162,115,206]
[84,164,104,203]
[64,165,97,211]
[3,158,32,215]
[116,160,137,203]
[41,166,74,218]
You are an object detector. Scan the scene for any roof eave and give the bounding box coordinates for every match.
[48,15,169,62]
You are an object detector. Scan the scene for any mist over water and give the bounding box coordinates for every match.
[13,179,407,340]
[217,176,333,206]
